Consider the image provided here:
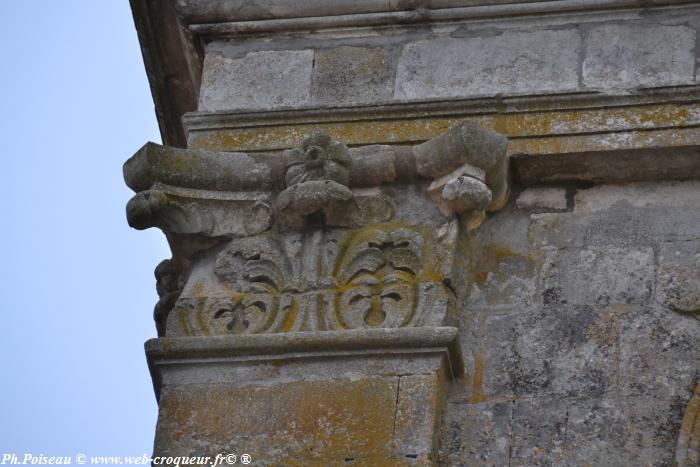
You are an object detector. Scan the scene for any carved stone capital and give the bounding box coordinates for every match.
[126,119,509,463]
[125,120,508,336]
[124,119,508,337]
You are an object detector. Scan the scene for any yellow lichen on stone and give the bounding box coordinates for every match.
[155,376,435,466]
[187,103,700,153]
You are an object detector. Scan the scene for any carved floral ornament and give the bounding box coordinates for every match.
[123,120,509,336]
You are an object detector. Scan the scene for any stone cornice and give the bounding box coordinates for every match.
[184,0,698,36]
[129,0,202,147]
[180,86,700,184]
[183,86,700,134]
[130,0,700,148]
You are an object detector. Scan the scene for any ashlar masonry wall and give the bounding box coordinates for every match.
[444,181,700,465]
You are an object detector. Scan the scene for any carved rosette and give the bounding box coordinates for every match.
[123,120,509,337]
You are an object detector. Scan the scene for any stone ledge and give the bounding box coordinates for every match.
[183,86,700,132]
[183,87,700,154]
[147,326,465,396]
[177,0,684,24]
[183,0,697,36]
[179,88,700,184]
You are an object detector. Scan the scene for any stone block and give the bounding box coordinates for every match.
[443,393,686,466]
[564,397,628,465]
[657,240,700,316]
[465,209,537,316]
[617,305,700,400]
[394,374,443,462]
[311,46,395,106]
[460,313,520,401]
[529,182,700,248]
[516,187,568,212]
[513,305,623,399]
[198,49,314,111]
[468,243,544,310]
[440,400,512,466]
[583,24,696,89]
[394,29,580,100]
[154,377,400,464]
[510,398,568,466]
[565,395,681,466]
[147,328,460,465]
[541,246,654,307]
[459,305,623,401]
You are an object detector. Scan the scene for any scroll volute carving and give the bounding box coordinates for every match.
[123,120,509,336]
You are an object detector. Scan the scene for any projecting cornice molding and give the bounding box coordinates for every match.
[182,86,700,185]
[178,0,698,35]
[130,0,700,149]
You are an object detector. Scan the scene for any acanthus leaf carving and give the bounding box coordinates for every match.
[166,225,455,336]
[124,120,509,336]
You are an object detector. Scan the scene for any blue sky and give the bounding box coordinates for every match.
[0,2,169,455]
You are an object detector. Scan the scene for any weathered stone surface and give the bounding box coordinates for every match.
[127,126,509,234]
[617,305,700,400]
[541,246,654,307]
[676,383,700,466]
[516,305,623,399]
[325,188,395,228]
[440,400,512,466]
[516,187,568,211]
[348,145,396,187]
[510,398,568,465]
[124,142,274,193]
[155,377,401,464]
[126,188,273,237]
[126,189,215,234]
[468,242,543,310]
[148,329,459,465]
[529,182,700,248]
[657,240,700,317]
[395,30,580,100]
[283,130,351,187]
[198,49,314,111]
[413,120,508,180]
[583,24,696,89]
[439,177,700,466]
[427,163,492,216]
[167,226,455,336]
[456,305,622,403]
[464,202,543,310]
[277,179,354,228]
[311,46,395,106]
[393,373,444,462]
[443,391,688,466]
[564,395,681,466]
[413,120,509,214]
